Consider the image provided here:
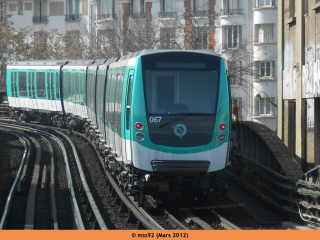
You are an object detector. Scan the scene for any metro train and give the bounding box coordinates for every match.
[6,50,231,204]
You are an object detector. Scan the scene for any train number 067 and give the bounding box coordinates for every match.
[149,116,162,123]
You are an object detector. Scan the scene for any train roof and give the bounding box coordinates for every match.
[132,49,218,57]
[8,60,69,67]
[99,57,119,70]
[66,59,95,66]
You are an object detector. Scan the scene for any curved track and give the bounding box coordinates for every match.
[0,119,244,230]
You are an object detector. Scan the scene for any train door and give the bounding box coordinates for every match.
[48,71,57,111]
[10,71,18,107]
[55,72,62,112]
[35,71,48,110]
[124,69,134,162]
[17,71,28,109]
[29,71,37,109]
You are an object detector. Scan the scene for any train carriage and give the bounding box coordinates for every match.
[86,60,106,132]
[6,60,68,122]
[61,60,94,124]
[91,58,118,146]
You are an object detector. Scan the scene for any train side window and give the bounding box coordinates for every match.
[50,72,54,100]
[18,72,27,97]
[75,72,79,103]
[63,71,68,100]
[68,72,71,101]
[82,72,86,105]
[56,72,60,100]
[105,71,111,124]
[11,72,16,97]
[36,72,46,99]
[126,74,133,130]
[28,72,33,99]
[32,72,36,98]
[87,73,91,108]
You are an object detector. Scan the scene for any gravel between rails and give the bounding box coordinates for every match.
[0,131,25,218]
[67,133,141,229]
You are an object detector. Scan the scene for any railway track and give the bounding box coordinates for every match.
[0,119,243,230]
[0,122,83,229]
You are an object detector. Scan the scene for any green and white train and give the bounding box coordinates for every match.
[7,50,231,202]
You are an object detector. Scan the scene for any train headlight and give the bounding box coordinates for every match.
[218,124,226,131]
[135,132,146,141]
[135,122,144,130]
[216,134,226,142]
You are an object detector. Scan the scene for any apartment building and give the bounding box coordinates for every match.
[278,0,320,172]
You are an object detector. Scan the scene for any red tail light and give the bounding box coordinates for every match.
[219,124,226,131]
[135,122,144,130]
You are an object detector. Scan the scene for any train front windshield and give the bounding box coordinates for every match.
[142,53,220,116]
[141,52,222,147]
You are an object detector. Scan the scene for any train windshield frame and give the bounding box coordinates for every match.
[141,52,221,116]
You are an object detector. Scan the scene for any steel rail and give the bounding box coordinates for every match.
[216,213,241,230]
[24,136,41,230]
[0,122,85,229]
[41,137,59,230]
[0,131,29,229]
[54,130,108,230]
[71,130,163,230]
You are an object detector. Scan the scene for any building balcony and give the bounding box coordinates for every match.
[96,14,116,21]
[33,16,48,23]
[188,10,212,17]
[222,42,241,50]
[128,11,147,19]
[66,14,80,21]
[158,11,176,18]
[221,8,244,16]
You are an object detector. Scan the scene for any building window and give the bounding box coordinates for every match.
[0,3,6,22]
[289,0,296,18]
[193,0,209,14]
[222,25,242,49]
[222,0,243,15]
[66,0,80,21]
[34,0,48,22]
[259,98,275,115]
[132,0,145,14]
[159,0,175,17]
[256,0,275,7]
[228,61,242,85]
[18,1,23,14]
[255,61,275,78]
[160,28,176,49]
[255,24,274,42]
[304,0,308,15]
[98,0,114,19]
[192,27,208,49]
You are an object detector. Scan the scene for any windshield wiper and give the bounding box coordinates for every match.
[159,113,212,128]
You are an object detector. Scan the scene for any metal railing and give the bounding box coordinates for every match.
[221,8,243,15]
[189,9,212,17]
[32,16,48,23]
[158,11,176,18]
[66,14,80,21]
[95,14,116,20]
[222,42,240,50]
[128,11,147,19]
